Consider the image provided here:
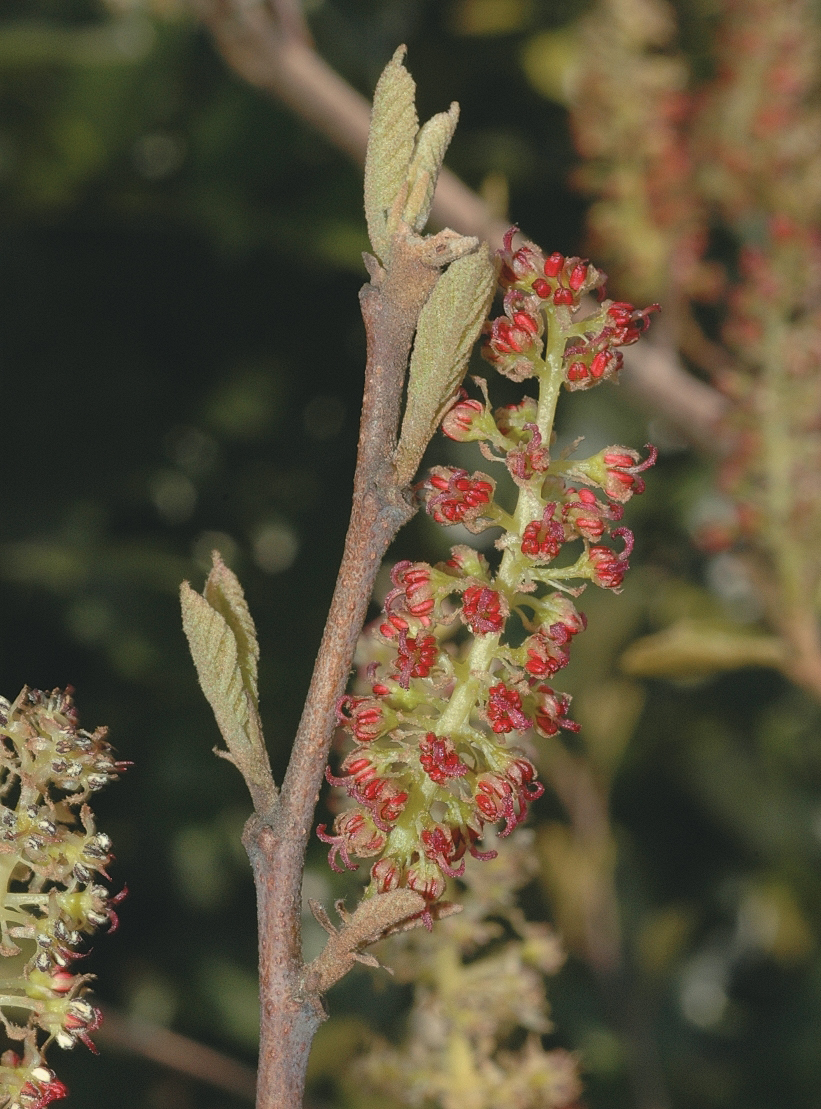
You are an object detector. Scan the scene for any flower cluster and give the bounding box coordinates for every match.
[320,232,656,915]
[564,0,707,306]
[0,689,126,1109]
[355,831,582,1109]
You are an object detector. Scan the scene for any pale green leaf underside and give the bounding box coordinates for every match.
[364,45,418,260]
[203,551,259,710]
[394,249,495,484]
[181,581,255,763]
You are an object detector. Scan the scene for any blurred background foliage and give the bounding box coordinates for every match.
[2,1,821,1107]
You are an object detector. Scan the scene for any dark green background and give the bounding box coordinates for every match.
[3,2,821,1107]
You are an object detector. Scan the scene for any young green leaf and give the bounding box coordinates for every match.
[394,248,495,485]
[402,102,459,233]
[181,552,275,808]
[364,45,418,261]
[203,551,259,711]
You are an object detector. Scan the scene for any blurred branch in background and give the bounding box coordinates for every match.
[191,0,729,455]
[97,1006,258,1102]
[552,0,821,700]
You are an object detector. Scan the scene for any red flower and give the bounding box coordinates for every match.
[461,585,507,635]
[486,683,530,734]
[407,862,447,903]
[505,423,551,484]
[562,487,623,542]
[380,560,436,636]
[336,695,391,743]
[441,397,486,441]
[606,301,660,345]
[317,810,387,872]
[521,502,565,559]
[602,445,658,502]
[523,603,586,677]
[419,733,469,785]
[497,227,544,284]
[393,632,439,688]
[18,1066,68,1109]
[425,468,496,529]
[531,684,580,737]
[588,527,634,589]
[475,759,544,836]
[371,856,402,893]
[421,823,467,877]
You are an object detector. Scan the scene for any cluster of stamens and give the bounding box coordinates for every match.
[0,689,126,1109]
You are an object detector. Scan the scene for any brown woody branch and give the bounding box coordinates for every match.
[240,225,474,1109]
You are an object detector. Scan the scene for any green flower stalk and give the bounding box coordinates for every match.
[0,689,126,1109]
[320,230,658,918]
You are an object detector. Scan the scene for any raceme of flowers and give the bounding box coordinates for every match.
[0,689,126,1109]
[319,231,657,915]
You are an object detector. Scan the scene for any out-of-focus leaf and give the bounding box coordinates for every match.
[520,28,582,104]
[620,619,786,679]
[451,0,535,37]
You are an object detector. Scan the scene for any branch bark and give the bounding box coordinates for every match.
[239,226,472,1109]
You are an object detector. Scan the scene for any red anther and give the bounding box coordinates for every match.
[532,684,580,737]
[512,311,539,334]
[568,262,588,290]
[544,252,564,277]
[554,287,574,306]
[567,361,588,382]
[590,350,610,378]
[532,277,551,298]
[371,856,402,893]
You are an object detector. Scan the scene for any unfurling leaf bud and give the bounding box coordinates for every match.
[180,552,275,809]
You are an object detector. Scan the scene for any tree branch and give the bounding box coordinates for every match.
[240,222,479,1109]
[96,1006,258,1102]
